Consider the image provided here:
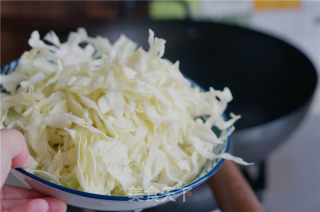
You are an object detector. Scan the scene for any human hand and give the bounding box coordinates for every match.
[1,129,67,212]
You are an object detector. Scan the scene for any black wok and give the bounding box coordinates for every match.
[88,20,317,162]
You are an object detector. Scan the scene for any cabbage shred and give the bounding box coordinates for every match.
[0,29,245,195]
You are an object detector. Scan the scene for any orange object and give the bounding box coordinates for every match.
[254,0,300,10]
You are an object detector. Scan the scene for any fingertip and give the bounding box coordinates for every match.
[11,147,30,168]
[28,199,49,212]
[1,129,25,142]
[43,197,67,212]
[1,128,30,169]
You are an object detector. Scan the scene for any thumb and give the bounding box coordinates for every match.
[0,129,30,187]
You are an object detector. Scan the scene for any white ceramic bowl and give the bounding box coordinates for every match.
[3,59,230,211]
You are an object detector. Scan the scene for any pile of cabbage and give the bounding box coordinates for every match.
[0,29,248,195]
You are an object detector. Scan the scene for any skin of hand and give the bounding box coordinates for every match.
[0,129,67,212]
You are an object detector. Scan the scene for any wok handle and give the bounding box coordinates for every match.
[208,160,264,212]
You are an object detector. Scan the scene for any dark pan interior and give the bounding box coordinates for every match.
[88,20,317,129]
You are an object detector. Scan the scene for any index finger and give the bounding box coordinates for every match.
[1,185,44,200]
[0,129,30,187]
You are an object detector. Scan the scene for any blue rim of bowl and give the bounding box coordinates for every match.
[2,59,230,201]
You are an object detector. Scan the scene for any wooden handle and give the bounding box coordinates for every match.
[208,160,264,212]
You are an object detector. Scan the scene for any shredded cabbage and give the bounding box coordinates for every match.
[0,28,249,195]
